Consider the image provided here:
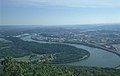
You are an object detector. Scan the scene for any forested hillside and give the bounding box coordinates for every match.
[0,37,89,63]
[0,57,120,76]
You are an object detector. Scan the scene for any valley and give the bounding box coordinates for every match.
[0,25,120,76]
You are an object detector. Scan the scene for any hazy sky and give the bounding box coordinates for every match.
[1,0,120,25]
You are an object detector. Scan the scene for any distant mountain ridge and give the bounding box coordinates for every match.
[0,24,120,32]
[94,24,120,31]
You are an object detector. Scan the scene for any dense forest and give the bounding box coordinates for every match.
[0,38,31,58]
[0,57,120,76]
[0,37,89,63]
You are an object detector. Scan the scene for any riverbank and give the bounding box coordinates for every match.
[21,35,120,68]
[31,37,120,56]
[52,54,90,64]
[115,65,120,69]
[63,41,120,56]
[1,36,90,64]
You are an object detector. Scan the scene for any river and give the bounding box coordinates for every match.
[21,36,120,68]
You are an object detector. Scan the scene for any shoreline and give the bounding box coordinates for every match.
[64,42,120,56]
[51,54,90,64]
[21,36,90,64]
[115,65,120,69]
[21,36,120,68]
[31,37,120,56]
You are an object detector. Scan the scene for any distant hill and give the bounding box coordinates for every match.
[93,24,120,31]
[54,24,120,31]
[58,25,98,29]
[0,24,120,35]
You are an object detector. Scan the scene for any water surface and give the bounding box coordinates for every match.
[21,36,120,68]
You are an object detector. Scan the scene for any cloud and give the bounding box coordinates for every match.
[4,0,120,8]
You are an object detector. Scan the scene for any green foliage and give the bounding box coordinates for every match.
[1,57,24,76]
[0,40,31,58]
[1,57,120,76]
[2,37,89,63]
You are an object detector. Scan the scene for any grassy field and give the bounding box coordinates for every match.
[14,54,43,62]
[14,56,30,62]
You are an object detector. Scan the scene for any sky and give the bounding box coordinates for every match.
[1,0,120,25]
